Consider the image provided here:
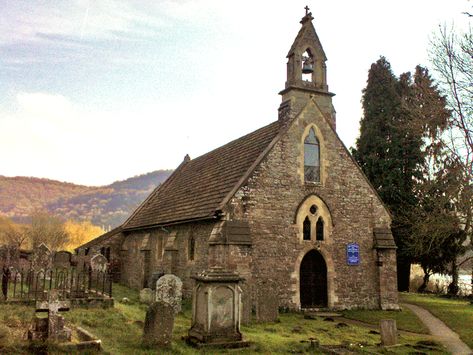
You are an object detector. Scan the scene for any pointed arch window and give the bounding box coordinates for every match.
[316,217,324,241]
[304,128,320,182]
[303,216,311,240]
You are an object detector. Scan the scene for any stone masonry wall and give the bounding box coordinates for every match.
[120,221,213,297]
[226,99,396,310]
[76,232,124,276]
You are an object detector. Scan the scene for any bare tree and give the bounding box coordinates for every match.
[0,216,28,249]
[430,23,473,294]
[27,210,69,251]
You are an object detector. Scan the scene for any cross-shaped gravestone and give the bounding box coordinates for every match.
[35,290,71,341]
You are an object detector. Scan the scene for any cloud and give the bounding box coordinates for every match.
[0,90,275,185]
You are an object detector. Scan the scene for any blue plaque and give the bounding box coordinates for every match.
[346,243,360,265]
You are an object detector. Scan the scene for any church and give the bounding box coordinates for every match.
[77,10,398,311]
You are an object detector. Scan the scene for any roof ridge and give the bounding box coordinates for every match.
[123,120,281,230]
[122,156,190,229]
[186,121,279,164]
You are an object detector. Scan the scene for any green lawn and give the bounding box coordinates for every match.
[400,292,473,349]
[343,307,429,334]
[0,284,447,354]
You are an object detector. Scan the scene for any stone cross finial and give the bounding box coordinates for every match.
[305,5,310,15]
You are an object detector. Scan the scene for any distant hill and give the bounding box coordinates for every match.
[0,170,173,229]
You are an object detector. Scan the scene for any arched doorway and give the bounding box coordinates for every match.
[300,249,327,308]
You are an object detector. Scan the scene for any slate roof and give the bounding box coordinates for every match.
[123,121,281,230]
[75,226,123,251]
[373,228,397,249]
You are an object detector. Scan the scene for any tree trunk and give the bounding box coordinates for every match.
[397,258,411,292]
[418,272,430,293]
[448,261,459,296]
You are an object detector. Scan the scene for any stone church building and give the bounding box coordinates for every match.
[77,11,398,310]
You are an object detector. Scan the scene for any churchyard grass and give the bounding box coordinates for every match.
[0,284,448,354]
[400,292,473,348]
[342,307,429,334]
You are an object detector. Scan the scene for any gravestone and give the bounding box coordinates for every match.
[240,282,252,325]
[31,244,52,297]
[255,280,279,322]
[156,274,182,314]
[53,251,72,269]
[32,243,52,271]
[149,271,164,291]
[143,301,174,348]
[28,289,71,342]
[187,267,249,348]
[380,319,397,346]
[90,253,108,273]
[140,288,154,305]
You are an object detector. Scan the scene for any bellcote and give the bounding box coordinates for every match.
[279,8,336,128]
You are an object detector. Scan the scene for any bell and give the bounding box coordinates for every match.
[302,57,313,74]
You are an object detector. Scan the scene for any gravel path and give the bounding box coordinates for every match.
[403,303,472,355]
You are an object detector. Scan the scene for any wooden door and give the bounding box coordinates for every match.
[300,249,327,308]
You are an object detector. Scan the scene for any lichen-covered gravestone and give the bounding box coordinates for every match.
[255,280,279,322]
[143,301,174,348]
[90,254,108,273]
[140,288,154,305]
[28,289,71,342]
[156,274,182,314]
[31,243,52,297]
[380,319,397,346]
[32,243,52,271]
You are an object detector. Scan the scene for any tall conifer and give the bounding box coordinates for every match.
[352,58,450,291]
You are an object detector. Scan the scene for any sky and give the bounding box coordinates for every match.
[0,0,471,186]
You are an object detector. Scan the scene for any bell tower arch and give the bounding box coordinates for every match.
[279,7,336,128]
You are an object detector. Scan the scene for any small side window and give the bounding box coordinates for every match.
[316,217,324,241]
[303,216,311,240]
[188,236,195,261]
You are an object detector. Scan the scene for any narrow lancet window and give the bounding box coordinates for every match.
[188,236,195,261]
[316,217,324,241]
[303,216,311,240]
[304,128,320,182]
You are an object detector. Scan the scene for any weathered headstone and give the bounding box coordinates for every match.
[53,251,72,269]
[28,289,71,342]
[90,253,108,273]
[32,243,52,271]
[31,244,52,297]
[380,319,397,346]
[140,288,154,305]
[149,271,164,291]
[143,301,174,348]
[156,274,182,314]
[240,282,252,325]
[255,280,278,322]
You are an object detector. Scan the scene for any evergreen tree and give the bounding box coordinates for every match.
[352,58,451,291]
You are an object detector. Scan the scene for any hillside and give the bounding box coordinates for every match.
[0,170,173,229]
